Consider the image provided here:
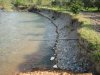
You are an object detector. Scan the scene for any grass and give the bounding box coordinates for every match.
[72,14,100,62]
[37,6,66,11]
[78,17,100,62]
[0,0,13,11]
[82,7,99,12]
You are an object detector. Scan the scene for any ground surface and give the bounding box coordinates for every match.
[81,12,100,33]
[18,69,92,75]
[38,10,91,72]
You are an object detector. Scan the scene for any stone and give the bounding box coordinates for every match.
[50,56,55,61]
[53,64,58,68]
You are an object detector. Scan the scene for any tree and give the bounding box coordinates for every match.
[51,0,60,6]
[82,0,94,10]
[70,0,83,14]
[36,0,42,5]
[94,0,100,11]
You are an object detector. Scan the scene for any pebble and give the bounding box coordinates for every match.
[53,64,58,68]
[50,56,55,61]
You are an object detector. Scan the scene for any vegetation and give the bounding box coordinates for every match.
[74,14,100,62]
[0,0,12,10]
[0,0,100,62]
[70,0,83,14]
[0,0,100,11]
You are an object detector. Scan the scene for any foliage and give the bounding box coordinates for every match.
[94,0,100,11]
[0,0,100,12]
[13,0,21,7]
[78,27,100,51]
[36,0,42,5]
[51,0,58,6]
[91,51,100,62]
[76,14,100,62]
[82,0,94,9]
[70,0,83,14]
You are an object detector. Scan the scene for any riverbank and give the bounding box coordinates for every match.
[27,7,100,74]
[36,8,92,72]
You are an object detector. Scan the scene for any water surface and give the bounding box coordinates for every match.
[0,11,56,75]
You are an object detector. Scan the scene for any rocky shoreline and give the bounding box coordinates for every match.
[33,9,91,73]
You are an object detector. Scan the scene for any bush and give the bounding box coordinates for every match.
[94,0,100,11]
[91,51,100,62]
[70,0,83,14]
[13,0,21,7]
[51,1,60,6]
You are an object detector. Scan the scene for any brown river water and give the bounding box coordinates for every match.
[0,10,57,75]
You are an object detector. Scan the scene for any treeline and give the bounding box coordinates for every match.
[51,0,100,10]
[0,0,100,12]
[12,0,100,10]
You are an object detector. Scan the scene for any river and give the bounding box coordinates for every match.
[0,11,57,75]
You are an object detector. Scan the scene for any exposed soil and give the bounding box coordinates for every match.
[18,69,92,75]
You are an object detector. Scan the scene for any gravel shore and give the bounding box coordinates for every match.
[37,10,90,72]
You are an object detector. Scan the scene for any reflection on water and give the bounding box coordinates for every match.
[0,11,56,75]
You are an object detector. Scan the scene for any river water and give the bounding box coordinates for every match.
[0,11,56,75]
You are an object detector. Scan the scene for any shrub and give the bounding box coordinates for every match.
[70,0,83,14]
[91,51,100,62]
[94,0,100,11]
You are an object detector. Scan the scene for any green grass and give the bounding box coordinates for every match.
[37,6,66,11]
[74,14,100,62]
[79,27,100,50]
[82,7,98,12]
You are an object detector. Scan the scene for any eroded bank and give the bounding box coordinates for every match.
[32,9,92,73]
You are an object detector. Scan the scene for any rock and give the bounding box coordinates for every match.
[50,56,55,61]
[54,54,56,56]
[53,64,58,68]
